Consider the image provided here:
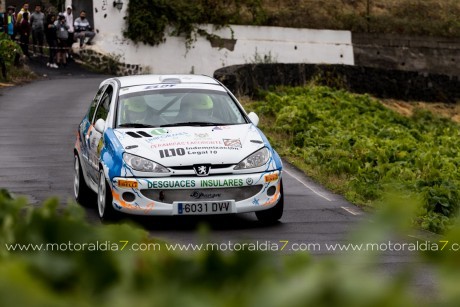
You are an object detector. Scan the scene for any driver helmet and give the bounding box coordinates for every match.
[181,93,213,118]
[124,96,147,123]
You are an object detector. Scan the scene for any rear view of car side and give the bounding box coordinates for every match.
[73,75,283,223]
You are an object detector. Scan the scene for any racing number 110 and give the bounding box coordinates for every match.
[159,148,186,158]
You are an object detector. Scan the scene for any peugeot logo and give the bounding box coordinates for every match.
[193,164,211,176]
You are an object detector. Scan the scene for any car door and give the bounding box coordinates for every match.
[87,84,114,182]
[79,84,107,181]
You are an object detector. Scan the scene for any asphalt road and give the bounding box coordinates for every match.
[0,67,437,295]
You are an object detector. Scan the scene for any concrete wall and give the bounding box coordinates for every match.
[89,0,354,76]
[353,33,460,77]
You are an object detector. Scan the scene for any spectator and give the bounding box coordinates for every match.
[63,5,75,59]
[16,2,30,27]
[74,10,95,48]
[18,12,30,57]
[45,14,58,68]
[4,6,16,40]
[30,4,45,55]
[0,12,4,33]
[55,14,69,67]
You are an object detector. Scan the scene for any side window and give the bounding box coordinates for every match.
[88,85,107,122]
[93,85,114,124]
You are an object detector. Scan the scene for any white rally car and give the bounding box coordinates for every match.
[74,75,283,223]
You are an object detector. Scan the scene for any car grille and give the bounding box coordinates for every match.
[140,185,263,204]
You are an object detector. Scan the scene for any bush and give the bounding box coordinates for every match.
[248,85,460,233]
[0,33,22,79]
[3,188,460,305]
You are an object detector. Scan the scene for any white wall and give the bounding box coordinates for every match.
[90,0,354,76]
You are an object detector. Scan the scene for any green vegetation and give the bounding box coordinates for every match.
[0,33,36,85]
[245,86,460,233]
[1,188,460,306]
[124,0,460,47]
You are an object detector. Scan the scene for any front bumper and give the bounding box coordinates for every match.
[110,170,282,215]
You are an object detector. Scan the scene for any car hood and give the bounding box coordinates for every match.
[113,124,266,166]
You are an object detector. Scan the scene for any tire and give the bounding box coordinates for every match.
[97,168,117,220]
[256,181,284,224]
[74,154,94,206]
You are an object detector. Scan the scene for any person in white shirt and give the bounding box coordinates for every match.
[64,5,75,58]
[73,10,95,48]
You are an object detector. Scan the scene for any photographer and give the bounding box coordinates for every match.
[55,14,69,67]
[73,10,95,48]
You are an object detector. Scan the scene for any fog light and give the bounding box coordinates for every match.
[122,192,135,202]
[267,186,276,196]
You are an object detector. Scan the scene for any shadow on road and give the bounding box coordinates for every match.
[26,54,109,79]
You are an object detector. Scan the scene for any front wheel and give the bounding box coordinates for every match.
[97,168,117,220]
[256,181,284,224]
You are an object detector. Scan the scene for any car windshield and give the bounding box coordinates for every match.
[116,88,247,127]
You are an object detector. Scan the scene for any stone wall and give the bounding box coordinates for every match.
[353,33,460,77]
[214,64,460,103]
[75,49,144,76]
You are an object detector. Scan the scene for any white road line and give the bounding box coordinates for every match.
[341,206,362,216]
[283,169,333,202]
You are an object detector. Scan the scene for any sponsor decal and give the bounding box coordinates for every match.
[246,178,254,185]
[194,165,211,176]
[190,191,222,200]
[223,139,242,148]
[145,177,250,189]
[200,179,243,188]
[158,147,228,158]
[212,126,231,131]
[194,133,210,139]
[150,140,222,149]
[144,84,175,90]
[118,179,138,189]
[264,173,279,183]
[148,180,196,189]
[150,128,169,135]
[144,132,188,142]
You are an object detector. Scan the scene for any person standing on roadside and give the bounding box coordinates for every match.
[16,2,30,27]
[74,10,95,48]
[55,14,69,67]
[18,12,31,57]
[45,14,58,68]
[4,6,16,40]
[0,12,4,34]
[30,4,45,55]
[64,5,75,60]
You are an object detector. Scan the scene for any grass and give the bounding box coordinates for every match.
[242,85,460,233]
[0,65,37,87]
[256,0,460,37]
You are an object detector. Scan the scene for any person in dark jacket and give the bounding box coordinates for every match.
[45,14,58,68]
[18,12,30,57]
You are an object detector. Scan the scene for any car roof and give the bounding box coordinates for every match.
[110,74,220,88]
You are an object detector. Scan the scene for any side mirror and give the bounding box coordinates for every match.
[247,112,259,127]
[94,118,106,134]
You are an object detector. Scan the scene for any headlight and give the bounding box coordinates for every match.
[234,147,270,170]
[123,153,170,173]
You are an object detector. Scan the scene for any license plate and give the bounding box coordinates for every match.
[175,201,234,215]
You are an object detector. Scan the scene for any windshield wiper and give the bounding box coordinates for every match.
[118,123,158,128]
[160,122,227,127]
